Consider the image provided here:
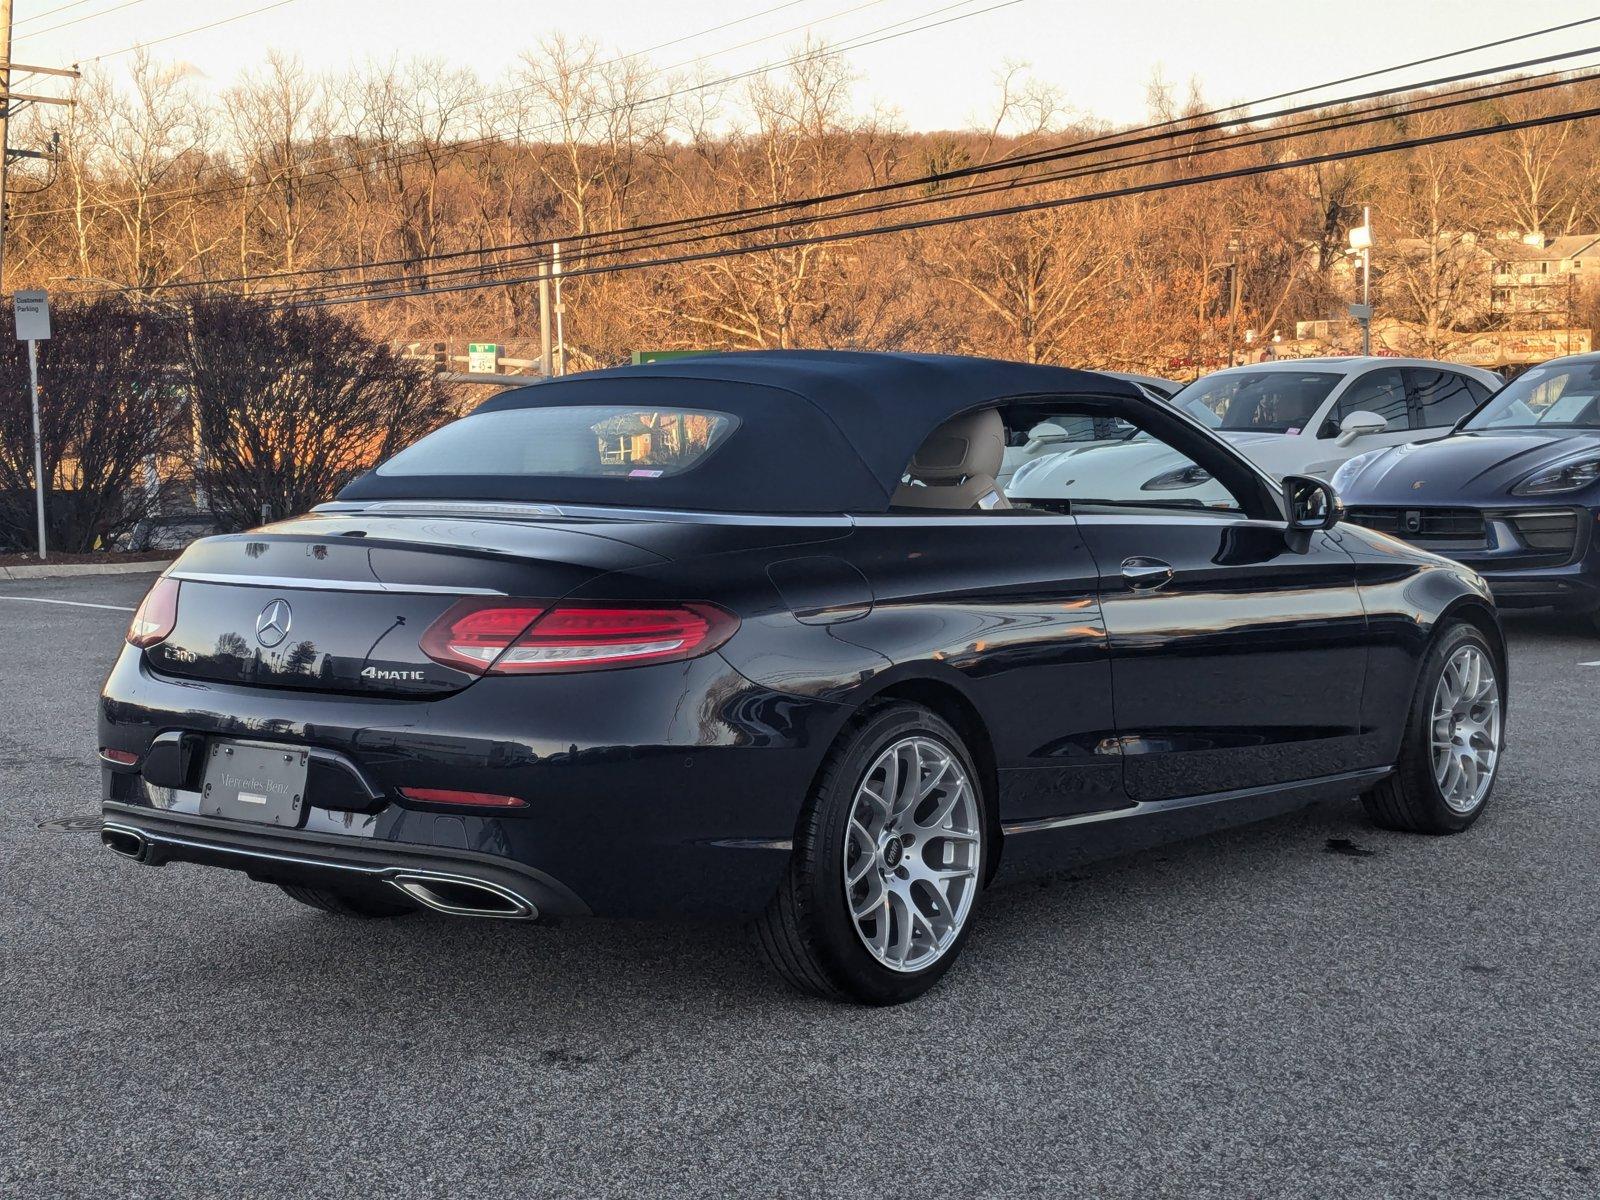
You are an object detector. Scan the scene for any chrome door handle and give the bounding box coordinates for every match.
[1121,557,1174,590]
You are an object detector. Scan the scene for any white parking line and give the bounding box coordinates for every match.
[1581,660,1600,667]
[0,595,135,612]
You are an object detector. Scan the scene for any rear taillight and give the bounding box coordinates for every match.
[418,602,548,672]
[420,599,738,675]
[127,577,180,647]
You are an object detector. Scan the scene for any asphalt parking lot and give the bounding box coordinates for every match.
[1,572,1596,1199]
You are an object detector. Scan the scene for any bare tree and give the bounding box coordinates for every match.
[186,298,455,529]
[0,299,185,551]
[223,52,338,283]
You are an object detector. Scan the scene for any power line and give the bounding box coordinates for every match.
[291,100,1600,308]
[24,0,977,218]
[13,0,151,43]
[67,13,1600,296]
[106,33,1600,300]
[280,56,1600,299]
[611,0,815,62]
[11,0,102,28]
[261,66,1600,305]
[79,0,302,63]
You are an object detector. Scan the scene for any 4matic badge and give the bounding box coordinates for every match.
[361,666,426,682]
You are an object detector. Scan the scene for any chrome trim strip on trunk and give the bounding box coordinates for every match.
[167,571,505,596]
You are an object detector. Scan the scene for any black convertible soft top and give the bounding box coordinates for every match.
[339,350,1143,514]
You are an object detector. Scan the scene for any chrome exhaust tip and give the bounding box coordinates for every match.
[102,825,147,862]
[388,872,538,920]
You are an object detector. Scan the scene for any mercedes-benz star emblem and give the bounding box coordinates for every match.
[255,599,292,648]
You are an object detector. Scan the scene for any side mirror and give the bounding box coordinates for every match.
[1283,474,1342,531]
[1025,421,1070,451]
[1336,409,1388,446]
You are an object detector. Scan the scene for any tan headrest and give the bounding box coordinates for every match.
[906,409,1005,484]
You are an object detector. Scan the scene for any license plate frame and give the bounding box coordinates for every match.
[199,740,309,827]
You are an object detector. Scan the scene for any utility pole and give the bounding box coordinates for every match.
[0,10,76,290]
[0,0,13,290]
[552,241,566,376]
[538,260,553,377]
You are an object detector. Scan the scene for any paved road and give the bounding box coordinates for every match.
[1,573,1595,1198]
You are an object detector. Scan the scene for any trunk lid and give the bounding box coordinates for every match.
[149,513,668,697]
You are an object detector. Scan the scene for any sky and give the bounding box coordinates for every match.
[6,0,1597,130]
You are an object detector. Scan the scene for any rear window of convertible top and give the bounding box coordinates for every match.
[376,405,739,479]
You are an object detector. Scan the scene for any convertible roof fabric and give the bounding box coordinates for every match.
[339,350,1143,514]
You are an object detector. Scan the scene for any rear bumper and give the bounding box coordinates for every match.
[100,803,582,918]
[99,645,844,918]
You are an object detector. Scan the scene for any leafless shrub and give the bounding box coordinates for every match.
[186,297,455,529]
[0,298,186,552]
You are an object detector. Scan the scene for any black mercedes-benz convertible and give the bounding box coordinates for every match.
[99,351,1507,1004]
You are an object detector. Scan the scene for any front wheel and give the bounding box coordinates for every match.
[755,703,988,1004]
[1362,620,1504,834]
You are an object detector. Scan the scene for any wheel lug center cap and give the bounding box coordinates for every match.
[881,838,904,869]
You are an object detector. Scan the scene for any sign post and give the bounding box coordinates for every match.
[13,290,51,560]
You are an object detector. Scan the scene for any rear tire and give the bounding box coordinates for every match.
[754,702,989,1005]
[1362,620,1503,834]
[277,882,416,918]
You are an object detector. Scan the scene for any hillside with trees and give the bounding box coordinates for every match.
[4,43,1598,376]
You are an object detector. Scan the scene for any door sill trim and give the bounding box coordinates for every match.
[1001,765,1393,836]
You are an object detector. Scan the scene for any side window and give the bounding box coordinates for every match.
[1004,413,1135,447]
[1407,368,1481,429]
[1464,376,1494,407]
[1004,402,1246,516]
[1322,369,1408,437]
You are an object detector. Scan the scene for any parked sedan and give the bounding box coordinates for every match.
[99,351,1505,1004]
[1011,357,1501,503]
[995,370,1177,488]
[1335,351,1600,628]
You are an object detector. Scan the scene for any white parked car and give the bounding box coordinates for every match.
[997,371,1179,488]
[1009,357,1503,505]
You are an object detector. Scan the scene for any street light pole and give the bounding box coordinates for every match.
[1348,206,1374,356]
[1226,235,1242,368]
[1361,205,1372,355]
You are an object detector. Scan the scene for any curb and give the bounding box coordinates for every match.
[0,559,174,581]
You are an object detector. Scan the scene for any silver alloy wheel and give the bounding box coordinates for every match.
[1430,643,1502,814]
[843,735,981,973]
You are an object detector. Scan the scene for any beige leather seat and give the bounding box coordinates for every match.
[891,409,1011,511]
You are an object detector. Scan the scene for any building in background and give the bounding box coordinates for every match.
[1487,232,1599,328]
